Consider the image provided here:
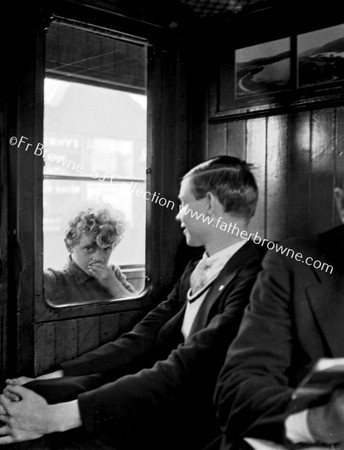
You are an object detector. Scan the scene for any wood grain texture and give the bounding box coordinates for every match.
[207,108,342,242]
[99,313,121,345]
[266,115,288,241]
[226,120,246,160]
[55,320,78,364]
[78,316,100,356]
[286,111,311,237]
[34,323,55,375]
[33,309,144,375]
[246,117,266,238]
[207,123,227,159]
[310,109,335,235]
[334,107,344,227]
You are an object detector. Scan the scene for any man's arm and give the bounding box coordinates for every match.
[61,276,183,377]
[3,269,187,399]
[72,262,261,442]
[215,250,295,444]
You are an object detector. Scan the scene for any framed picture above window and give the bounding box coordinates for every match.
[297,24,344,88]
[212,22,344,119]
[235,38,291,98]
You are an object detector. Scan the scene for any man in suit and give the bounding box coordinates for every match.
[215,186,344,449]
[0,155,265,450]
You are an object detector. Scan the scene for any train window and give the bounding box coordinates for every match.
[43,20,147,305]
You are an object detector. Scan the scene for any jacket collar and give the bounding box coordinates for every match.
[64,255,92,286]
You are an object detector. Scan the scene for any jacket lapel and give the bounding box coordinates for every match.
[307,274,344,358]
[305,225,344,357]
[187,241,257,337]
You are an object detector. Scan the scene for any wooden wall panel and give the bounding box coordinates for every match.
[334,107,344,226]
[310,109,335,235]
[227,120,246,159]
[287,112,311,237]
[34,309,144,375]
[0,312,4,379]
[207,107,343,243]
[266,115,288,241]
[246,117,266,238]
[99,313,121,345]
[55,320,78,363]
[207,123,227,158]
[78,316,100,356]
[34,323,55,375]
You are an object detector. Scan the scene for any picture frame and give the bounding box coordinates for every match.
[297,24,344,88]
[235,38,291,98]
[211,22,344,119]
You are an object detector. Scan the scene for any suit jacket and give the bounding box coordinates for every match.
[215,225,344,449]
[27,240,265,450]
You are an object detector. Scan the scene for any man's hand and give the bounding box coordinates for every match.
[3,370,64,402]
[308,388,344,445]
[88,262,130,297]
[87,262,115,287]
[6,376,33,386]
[0,385,53,444]
[6,370,63,387]
[3,377,34,402]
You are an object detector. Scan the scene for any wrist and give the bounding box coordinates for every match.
[50,400,82,433]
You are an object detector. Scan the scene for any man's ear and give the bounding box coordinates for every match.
[334,187,344,223]
[64,238,73,253]
[206,192,221,215]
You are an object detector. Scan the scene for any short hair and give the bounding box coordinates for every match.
[183,155,258,221]
[64,207,126,249]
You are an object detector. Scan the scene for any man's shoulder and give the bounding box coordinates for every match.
[44,266,65,280]
[262,225,344,273]
[43,259,75,283]
[278,225,343,253]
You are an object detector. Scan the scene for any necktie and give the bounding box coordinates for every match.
[190,258,211,295]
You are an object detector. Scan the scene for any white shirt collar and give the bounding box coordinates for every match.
[200,239,247,280]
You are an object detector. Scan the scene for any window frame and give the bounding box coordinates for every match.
[35,17,157,321]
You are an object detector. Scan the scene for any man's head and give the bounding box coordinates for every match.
[64,207,125,273]
[176,155,258,250]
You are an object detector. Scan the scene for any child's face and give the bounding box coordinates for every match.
[69,232,114,274]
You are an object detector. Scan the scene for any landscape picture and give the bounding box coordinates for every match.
[235,38,291,98]
[298,24,344,88]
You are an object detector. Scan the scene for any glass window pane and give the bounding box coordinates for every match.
[43,22,147,305]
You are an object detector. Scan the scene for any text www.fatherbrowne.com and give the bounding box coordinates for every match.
[180,206,334,275]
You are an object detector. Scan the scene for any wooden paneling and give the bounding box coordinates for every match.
[266,115,288,241]
[34,310,143,375]
[334,107,344,226]
[78,316,100,356]
[227,121,246,160]
[207,123,227,159]
[246,117,266,238]
[207,107,344,242]
[310,109,336,235]
[286,112,311,237]
[34,323,55,375]
[56,320,78,363]
[207,120,246,160]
